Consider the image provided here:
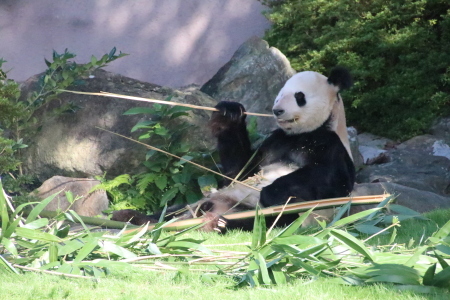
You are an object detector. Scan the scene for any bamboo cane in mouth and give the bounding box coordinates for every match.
[60,90,273,117]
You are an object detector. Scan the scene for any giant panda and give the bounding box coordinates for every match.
[112,67,355,232]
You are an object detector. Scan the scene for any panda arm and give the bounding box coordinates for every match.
[260,135,355,206]
[209,101,259,182]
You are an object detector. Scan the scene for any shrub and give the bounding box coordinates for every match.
[0,48,126,195]
[261,0,450,140]
[97,100,219,213]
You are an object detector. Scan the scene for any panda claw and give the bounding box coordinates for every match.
[218,219,226,227]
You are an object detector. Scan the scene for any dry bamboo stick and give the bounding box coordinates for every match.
[124,194,390,233]
[60,90,273,117]
[97,127,261,192]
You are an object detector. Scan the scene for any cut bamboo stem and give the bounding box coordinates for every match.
[124,194,390,233]
[60,90,273,117]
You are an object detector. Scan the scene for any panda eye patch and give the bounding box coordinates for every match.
[295,92,306,107]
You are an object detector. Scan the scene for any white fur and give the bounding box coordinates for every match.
[272,70,352,160]
[208,163,299,208]
[273,71,339,134]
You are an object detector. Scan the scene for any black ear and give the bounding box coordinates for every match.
[327,67,353,90]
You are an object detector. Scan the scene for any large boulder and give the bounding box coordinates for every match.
[34,176,108,217]
[356,134,450,196]
[20,69,217,181]
[351,182,450,213]
[200,36,296,134]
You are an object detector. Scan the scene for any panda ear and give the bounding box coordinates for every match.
[327,67,353,91]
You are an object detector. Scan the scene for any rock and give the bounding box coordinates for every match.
[356,134,450,196]
[347,127,364,170]
[430,117,450,141]
[34,176,108,217]
[350,182,450,213]
[20,69,217,180]
[200,36,296,134]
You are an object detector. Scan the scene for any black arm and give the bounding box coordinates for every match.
[209,101,255,183]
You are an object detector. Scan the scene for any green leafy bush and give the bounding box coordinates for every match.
[98,99,219,213]
[0,48,126,196]
[262,0,450,140]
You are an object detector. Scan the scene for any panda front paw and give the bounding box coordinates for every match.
[210,101,247,136]
[201,212,228,233]
[214,101,246,121]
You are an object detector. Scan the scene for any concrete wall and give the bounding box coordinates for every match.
[0,0,270,88]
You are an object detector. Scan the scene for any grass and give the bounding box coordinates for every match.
[2,209,450,300]
[1,266,447,300]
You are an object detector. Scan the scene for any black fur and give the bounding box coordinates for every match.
[327,67,353,91]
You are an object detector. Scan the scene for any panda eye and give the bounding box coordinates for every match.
[295,92,306,107]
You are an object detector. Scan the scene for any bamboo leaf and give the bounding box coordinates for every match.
[0,254,19,274]
[100,240,137,259]
[3,215,23,238]
[330,229,373,261]
[276,208,314,238]
[430,267,450,288]
[273,235,326,246]
[364,264,421,285]
[15,227,62,243]
[256,252,271,285]
[292,258,321,276]
[251,206,266,249]
[65,210,91,236]
[366,274,420,285]
[328,200,352,227]
[58,239,85,256]
[271,265,287,285]
[1,238,18,257]
[74,238,99,262]
[423,263,436,286]
[388,227,397,245]
[56,225,70,238]
[405,245,428,267]
[26,192,60,223]
[22,218,49,229]
[331,208,381,228]
[361,194,395,222]
[147,243,162,255]
[166,241,212,255]
[432,219,450,240]
[354,224,387,235]
[435,251,450,270]
[49,242,58,263]
[389,204,426,220]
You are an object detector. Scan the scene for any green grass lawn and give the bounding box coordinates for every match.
[2,209,450,300]
[1,265,448,300]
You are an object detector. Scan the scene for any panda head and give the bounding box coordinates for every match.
[272,67,352,134]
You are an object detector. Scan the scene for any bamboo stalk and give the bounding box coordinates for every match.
[60,90,273,117]
[124,194,390,233]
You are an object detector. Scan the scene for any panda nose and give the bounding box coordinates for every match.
[273,109,285,117]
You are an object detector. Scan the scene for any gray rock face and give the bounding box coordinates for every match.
[21,69,217,180]
[347,127,364,170]
[351,182,450,213]
[201,36,296,134]
[35,176,108,217]
[357,134,450,196]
